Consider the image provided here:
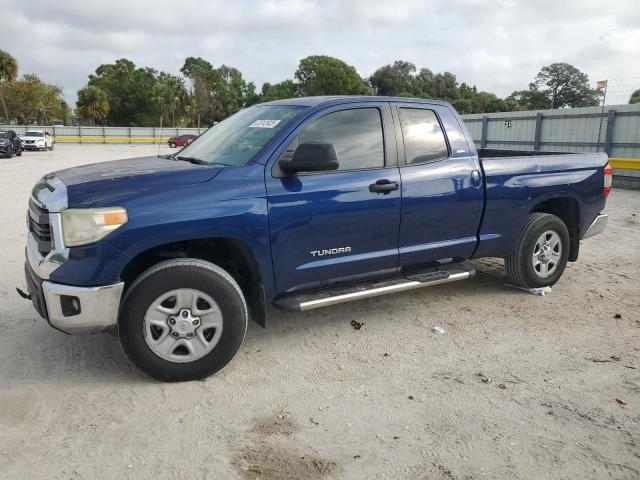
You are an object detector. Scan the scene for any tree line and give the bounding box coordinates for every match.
[0,50,70,124]
[1,48,638,127]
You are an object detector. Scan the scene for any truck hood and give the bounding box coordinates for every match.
[36,156,221,210]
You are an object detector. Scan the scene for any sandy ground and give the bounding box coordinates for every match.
[0,144,639,480]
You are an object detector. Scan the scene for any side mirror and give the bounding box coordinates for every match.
[279,142,339,173]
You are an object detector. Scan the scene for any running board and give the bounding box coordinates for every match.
[274,265,475,312]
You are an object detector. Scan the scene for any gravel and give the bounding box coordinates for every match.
[1,144,639,479]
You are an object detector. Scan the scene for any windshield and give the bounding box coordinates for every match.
[0,132,6,140]
[25,131,44,137]
[177,105,306,166]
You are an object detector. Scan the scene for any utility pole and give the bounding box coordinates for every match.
[595,80,608,153]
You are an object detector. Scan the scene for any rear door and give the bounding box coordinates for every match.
[392,102,484,268]
[266,103,401,293]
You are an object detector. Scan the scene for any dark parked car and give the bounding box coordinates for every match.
[0,130,23,158]
[168,134,197,148]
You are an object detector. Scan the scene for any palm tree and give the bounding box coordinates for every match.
[0,50,18,123]
[167,76,187,127]
[150,83,170,129]
[76,85,110,125]
[152,74,188,128]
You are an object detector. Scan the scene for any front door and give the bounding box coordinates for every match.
[266,103,401,293]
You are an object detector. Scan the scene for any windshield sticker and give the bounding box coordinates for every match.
[249,119,281,129]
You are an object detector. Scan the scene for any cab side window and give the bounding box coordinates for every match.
[398,108,449,165]
[298,108,385,171]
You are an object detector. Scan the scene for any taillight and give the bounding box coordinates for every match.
[603,163,612,198]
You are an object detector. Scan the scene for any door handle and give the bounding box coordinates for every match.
[369,179,399,194]
[471,170,482,187]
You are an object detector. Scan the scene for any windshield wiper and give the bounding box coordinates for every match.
[175,156,209,165]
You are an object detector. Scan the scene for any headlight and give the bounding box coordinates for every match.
[61,207,128,247]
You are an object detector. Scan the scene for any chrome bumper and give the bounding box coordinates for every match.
[582,213,608,239]
[42,280,124,334]
[26,229,123,335]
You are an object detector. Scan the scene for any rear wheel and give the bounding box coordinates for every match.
[118,259,248,381]
[504,213,570,288]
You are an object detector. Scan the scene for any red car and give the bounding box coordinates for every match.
[168,134,197,148]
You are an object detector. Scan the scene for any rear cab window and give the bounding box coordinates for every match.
[398,108,449,165]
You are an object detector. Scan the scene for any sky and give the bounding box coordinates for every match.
[2,0,639,106]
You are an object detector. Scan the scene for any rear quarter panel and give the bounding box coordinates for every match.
[473,153,608,259]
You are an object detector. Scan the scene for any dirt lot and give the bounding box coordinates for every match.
[0,144,639,480]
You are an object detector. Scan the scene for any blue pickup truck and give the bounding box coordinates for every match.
[23,96,611,381]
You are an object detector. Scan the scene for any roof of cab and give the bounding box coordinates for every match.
[260,95,452,109]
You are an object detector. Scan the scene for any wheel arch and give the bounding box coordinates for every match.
[120,237,267,327]
[530,196,580,262]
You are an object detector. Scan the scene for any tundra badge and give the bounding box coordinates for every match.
[310,247,352,257]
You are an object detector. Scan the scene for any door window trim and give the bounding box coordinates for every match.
[271,103,397,178]
[392,105,452,167]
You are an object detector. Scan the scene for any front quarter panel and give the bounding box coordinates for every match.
[48,163,276,299]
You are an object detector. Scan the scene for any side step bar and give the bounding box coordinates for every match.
[274,265,475,312]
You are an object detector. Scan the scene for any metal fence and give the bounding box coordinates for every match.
[4,105,640,185]
[0,125,207,143]
[461,104,640,172]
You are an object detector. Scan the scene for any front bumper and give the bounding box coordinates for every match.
[25,261,124,335]
[582,213,608,239]
[0,144,17,154]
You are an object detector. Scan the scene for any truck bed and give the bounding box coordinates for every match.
[473,149,608,259]
[478,148,589,158]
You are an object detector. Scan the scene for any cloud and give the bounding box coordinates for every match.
[1,0,638,106]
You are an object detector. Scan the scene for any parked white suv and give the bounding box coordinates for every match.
[22,130,54,151]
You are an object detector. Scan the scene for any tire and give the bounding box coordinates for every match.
[504,213,570,288]
[118,258,248,382]
[16,149,21,156]
[169,142,176,148]
[6,146,13,158]
[49,143,54,151]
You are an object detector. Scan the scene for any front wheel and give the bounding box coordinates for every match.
[504,213,570,288]
[118,259,248,381]
[169,142,176,148]
[6,146,13,158]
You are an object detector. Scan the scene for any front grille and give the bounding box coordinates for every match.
[28,198,52,255]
